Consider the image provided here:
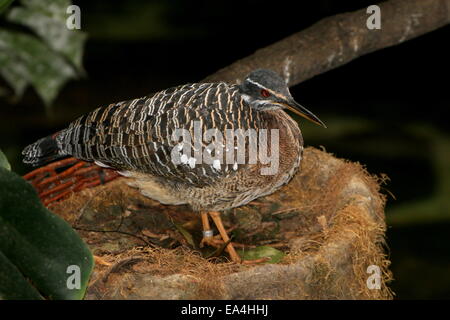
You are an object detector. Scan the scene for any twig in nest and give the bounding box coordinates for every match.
[271,207,301,216]
[101,256,144,283]
[74,215,156,247]
[73,189,107,226]
[204,239,232,259]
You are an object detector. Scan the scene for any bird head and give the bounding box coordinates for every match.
[239,69,326,128]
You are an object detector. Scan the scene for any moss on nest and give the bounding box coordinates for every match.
[49,147,393,299]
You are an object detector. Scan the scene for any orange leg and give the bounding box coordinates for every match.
[208,211,242,263]
[199,212,226,248]
[200,212,213,248]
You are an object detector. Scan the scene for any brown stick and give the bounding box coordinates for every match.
[203,0,450,86]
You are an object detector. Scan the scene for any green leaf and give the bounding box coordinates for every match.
[0,30,77,106]
[0,251,43,299]
[174,223,196,249]
[0,0,15,15]
[0,167,93,299]
[7,0,87,71]
[0,149,11,170]
[0,51,28,97]
[0,0,86,107]
[237,246,285,264]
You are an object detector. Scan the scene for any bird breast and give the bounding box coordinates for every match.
[126,107,303,212]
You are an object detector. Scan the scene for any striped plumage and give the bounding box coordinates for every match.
[53,82,264,187]
[23,69,325,262]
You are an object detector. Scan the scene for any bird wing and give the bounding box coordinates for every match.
[56,82,264,187]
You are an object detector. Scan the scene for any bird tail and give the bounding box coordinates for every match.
[22,132,66,167]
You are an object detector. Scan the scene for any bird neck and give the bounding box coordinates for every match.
[259,109,300,133]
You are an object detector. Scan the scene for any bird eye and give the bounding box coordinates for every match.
[260,89,270,98]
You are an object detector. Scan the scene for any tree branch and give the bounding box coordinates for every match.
[203,0,450,86]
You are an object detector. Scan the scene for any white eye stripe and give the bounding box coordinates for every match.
[246,78,287,100]
[254,99,274,106]
[245,78,265,89]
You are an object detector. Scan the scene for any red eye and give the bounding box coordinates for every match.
[260,89,270,98]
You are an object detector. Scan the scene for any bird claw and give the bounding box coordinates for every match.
[200,236,222,248]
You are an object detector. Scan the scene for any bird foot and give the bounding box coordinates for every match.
[200,235,224,248]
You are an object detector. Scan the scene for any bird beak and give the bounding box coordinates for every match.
[282,100,327,128]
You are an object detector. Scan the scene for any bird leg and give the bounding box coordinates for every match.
[199,212,222,248]
[200,212,211,248]
[208,211,242,263]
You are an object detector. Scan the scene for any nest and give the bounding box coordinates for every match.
[49,147,393,299]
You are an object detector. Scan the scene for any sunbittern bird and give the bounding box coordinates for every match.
[22,69,325,263]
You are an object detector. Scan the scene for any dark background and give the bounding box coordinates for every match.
[1,0,449,299]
